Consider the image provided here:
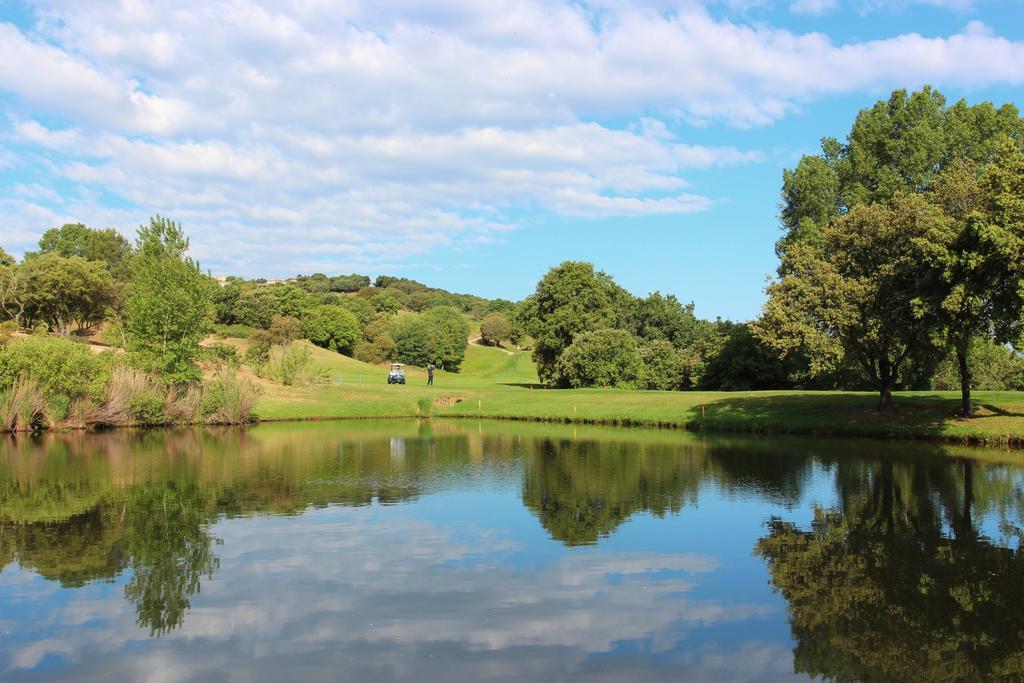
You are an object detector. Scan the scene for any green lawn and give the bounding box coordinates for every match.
[250,340,1024,447]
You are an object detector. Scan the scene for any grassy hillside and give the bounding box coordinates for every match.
[244,338,1024,448]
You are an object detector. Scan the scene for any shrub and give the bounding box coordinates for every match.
[639,340,686,390]
[0,320,18,345]
[279,342,312,385]
[164,384,205,425]
[269,314,301,345]
[130,392,166,426]
[0,336,110,401]
[201,342,240,367]
[88,366,157,427]
[201,368,259,424]
[417,396,433,417]
[256,341,323,385]
[552,328,643,388]
[245,329,273,364]
[354,334,396,364]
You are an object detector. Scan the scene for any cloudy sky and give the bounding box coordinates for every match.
[1,0,1022,319]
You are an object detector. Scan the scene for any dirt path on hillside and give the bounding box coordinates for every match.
[469,337,516,355]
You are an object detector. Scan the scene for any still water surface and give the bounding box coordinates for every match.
[2,420,1023,681]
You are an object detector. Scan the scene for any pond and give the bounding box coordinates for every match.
[2,420,1023,682]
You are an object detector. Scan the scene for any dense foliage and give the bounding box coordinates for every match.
[553,329,643,389]
[763,86,1024,411]
[301,305,360,354]
[124,217,213,384]
[0,336,111,401]
[391,307,469,370]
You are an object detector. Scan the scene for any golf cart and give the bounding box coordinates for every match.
[387,363,406,385]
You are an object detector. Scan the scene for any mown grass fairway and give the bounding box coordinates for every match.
[248,339,1024,446]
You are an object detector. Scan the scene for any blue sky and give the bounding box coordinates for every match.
[1,0,1023,320]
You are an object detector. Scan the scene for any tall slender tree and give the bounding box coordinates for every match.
[124,216,212,383]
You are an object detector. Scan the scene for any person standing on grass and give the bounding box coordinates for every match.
[427,364,435,386]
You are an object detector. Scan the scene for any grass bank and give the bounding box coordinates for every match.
[250,339,1024,448]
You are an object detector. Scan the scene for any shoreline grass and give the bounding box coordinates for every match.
[247,342,1024,448]
[255,386,1024,448]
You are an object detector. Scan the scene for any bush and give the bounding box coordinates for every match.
[417,396,433,416]
[279,343,313,385]
[201,368,259,424]
[256,341,324,386]
[0,335,110,401]
[130,392,166,426]
[354,334,396,364]
[639,340,686,390]
[245,330,273,364]
[201,342,240,367]
[552,329,643,388]
[0,320,18,345]
[47,394,71,423]
[302,305,360,354]
[269,314,301,345]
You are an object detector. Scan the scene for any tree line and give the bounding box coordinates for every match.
[3,85,1023,412]
[508,87,1024,411]
[757,86,1024,413]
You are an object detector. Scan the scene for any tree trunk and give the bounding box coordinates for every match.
[878,383,894,411]
[957,346,973,417]
[877,358,895,411]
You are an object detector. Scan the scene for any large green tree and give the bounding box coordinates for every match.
[779,87,1023,262]
[124,216,213,383]
[917,144,1024,415]
[422,306,469,370]
[479,312,512,346]
[302,305,360,354]
[391,307,469,370]
[34,223,133,280]
[16,254,116,334]
[757,195,945,410]
[518,261,628,383]
[772,87,1024,403]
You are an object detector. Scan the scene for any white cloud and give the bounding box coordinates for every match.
[1,1,1022,274]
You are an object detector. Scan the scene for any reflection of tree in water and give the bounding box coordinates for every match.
[521,439,704,545]
[123,483,220,637]
[0,483,219,637]
[0,428,455,636]
[757,457,1024,681]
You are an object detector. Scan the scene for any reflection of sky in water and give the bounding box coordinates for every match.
[4,423,1022,682]
[0,475,817,681]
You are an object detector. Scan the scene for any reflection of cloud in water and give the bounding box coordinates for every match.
[1,505,787,682]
